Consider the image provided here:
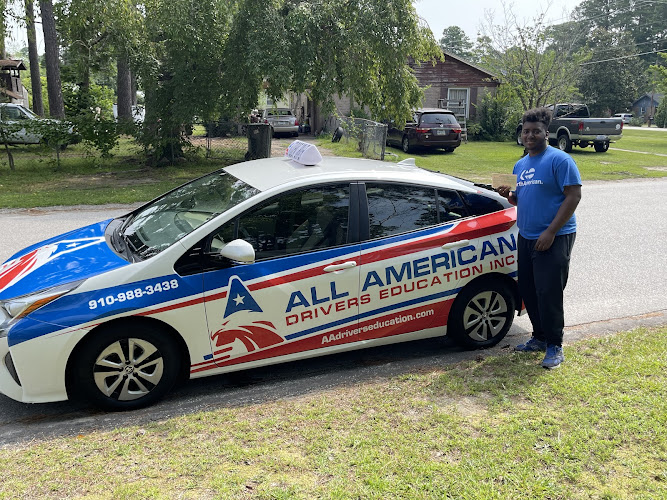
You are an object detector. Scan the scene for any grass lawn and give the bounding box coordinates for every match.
[0,128,665,209]
[0,326,665,499]
[322,127,667,184]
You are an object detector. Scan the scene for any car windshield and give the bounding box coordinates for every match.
[120,171,259,259]
[420,113,458,125]
[18,105,38,119]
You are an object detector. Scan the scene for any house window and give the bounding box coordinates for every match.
[447,88,470,119]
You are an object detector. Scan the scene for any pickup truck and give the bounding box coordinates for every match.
[516,103,623,153]
[0,102,74,146]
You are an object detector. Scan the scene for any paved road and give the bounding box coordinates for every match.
[0,178,665,446]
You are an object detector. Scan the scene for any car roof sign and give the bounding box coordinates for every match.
[285,140,323,166]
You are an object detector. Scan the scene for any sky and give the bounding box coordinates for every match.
[414,0,584,41]
[6,0,586,55]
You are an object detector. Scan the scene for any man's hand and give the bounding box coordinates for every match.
[535,228,556,251]
[496,185,516,205]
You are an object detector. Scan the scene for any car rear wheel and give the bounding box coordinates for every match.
[71,323,181,411]
[557,134,572,153]
[594,141,609,152]
[515,128,523,146]
[447,281,515,349]
[402,136,411,153]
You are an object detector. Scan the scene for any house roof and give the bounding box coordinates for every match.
[441,50,500,81]
[632,93,664,106]
[0,87,23,99]
[0,59,27,71]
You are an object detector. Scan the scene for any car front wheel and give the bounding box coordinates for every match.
[402,136,411,153]
[71,323,181,411]
[447,281,515,349]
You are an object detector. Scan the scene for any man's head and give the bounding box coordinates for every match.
[521,107,551,155]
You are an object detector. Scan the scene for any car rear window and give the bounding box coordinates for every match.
[419,113,458,126]
[268,109,293,117]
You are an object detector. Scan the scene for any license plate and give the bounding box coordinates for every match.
[278,121,290,126]
[434,129,447,135]
[596,135,609,140]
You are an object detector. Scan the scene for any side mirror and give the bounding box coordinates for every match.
[219,239,255,264]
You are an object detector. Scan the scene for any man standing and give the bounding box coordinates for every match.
[497,108,582,369]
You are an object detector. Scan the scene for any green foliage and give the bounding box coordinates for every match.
[439,26,474,60]
[26,119,76,168]
[479,9,583,110]
[63,82,115,118]
[654,99,667,128]
[73,110,119,158]
[475,87,521,140]
[578,29,643,115]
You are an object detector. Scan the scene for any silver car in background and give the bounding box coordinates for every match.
[261,108,299,137]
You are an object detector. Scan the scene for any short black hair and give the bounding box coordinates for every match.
[522,107,552,129]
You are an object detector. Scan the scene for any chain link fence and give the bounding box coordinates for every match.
[189,120,253,162]
[326,116,388,160]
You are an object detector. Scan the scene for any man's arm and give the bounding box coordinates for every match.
[535,184,582,251]
[496,185,517,206]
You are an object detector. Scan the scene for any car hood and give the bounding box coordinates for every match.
[0,220,129,300]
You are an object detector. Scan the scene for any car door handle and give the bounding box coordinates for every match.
[324,261,358,272]
[441,239,470,250]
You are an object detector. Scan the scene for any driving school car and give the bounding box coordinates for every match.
[0,142,520,410]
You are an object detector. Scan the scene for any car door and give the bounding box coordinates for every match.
[200,182,362,369]
[356,183,471,342]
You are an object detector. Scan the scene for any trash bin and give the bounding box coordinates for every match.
[246,123,272,160]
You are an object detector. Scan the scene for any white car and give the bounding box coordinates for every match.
[0,103,43,144]
[261,108,299,136]
[0,142,520,410]
[0,103,74,145]
[613,113,633,124]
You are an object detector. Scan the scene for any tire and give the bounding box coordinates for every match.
[557,134,572,153]
[71,323,181,411]
[447,280,515,349]
[594,141,609,153]
[402,136,411,153]
[444,147,455,153]
[515,127,523,146]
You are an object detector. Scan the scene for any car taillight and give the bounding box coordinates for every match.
[452,128,462,134]
[416,128,430,133]
[264,119,268,124]
[295,120,299,126]
[578,121,584,133]
[620,121,624,130]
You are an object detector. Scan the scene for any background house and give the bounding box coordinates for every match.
[632,93,663,122]
[0,59,28,106]
[318,50,500,134]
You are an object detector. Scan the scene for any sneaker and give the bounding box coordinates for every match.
[542,345,565,369]
[514,337,547,352]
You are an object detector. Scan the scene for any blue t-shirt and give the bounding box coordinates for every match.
[513,146,581,240]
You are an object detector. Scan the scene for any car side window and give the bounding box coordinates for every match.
[366,183,438,239]
[438,189,468,222]
[209,184,350,261]
[459,191,506,216]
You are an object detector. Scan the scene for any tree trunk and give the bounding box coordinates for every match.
[116,55,133,121]
[25,0,44,116]
[39,0,65,119]
[0,0,6,59]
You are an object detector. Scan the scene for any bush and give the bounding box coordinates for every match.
[73,109,119,158]
[654,100,667,128]
[475,87,522,141]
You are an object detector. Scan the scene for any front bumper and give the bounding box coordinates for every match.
[0,337,24,402]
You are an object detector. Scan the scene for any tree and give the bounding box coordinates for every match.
[479,6,583,110]
[40,0,65,119]
[578,29,644,115]
[439,26,474,60]
[25,0,44,116]
[138,0,440,161]
[0,0,6,58]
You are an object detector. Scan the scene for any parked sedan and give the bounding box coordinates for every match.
[387,108,462,153]
[0,142,519,410]
[261,108,299,137]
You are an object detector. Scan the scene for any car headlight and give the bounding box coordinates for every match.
[0,280,84,339]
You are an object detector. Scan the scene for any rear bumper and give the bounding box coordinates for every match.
[415,135,461,148]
